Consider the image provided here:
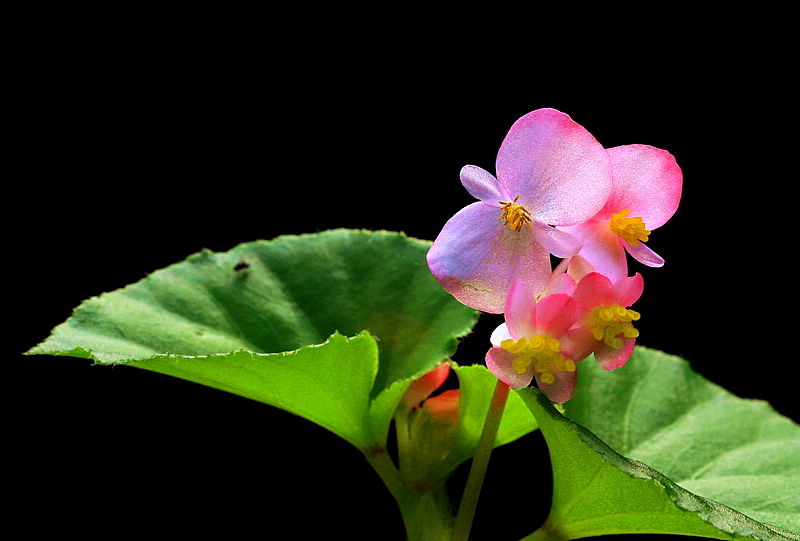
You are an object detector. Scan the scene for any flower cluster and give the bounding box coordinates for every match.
[427,108,682,402]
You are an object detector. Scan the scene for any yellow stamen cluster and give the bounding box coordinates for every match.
[609,209,650,247]
[498,195,532,232]
[589,305,641,349]
[500,336,575,385]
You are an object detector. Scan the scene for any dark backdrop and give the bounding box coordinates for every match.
[13,29,797,540]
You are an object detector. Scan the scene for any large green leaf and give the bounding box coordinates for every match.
[27,229,478,396]
[519,347,799,541]
[115,331,384,450]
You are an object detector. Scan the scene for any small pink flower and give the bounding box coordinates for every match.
[427,108,613,313]
[485,279,583,403]
[566,271,644,371]
[559,144,682,282]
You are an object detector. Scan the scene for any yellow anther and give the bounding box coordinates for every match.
[499,195,532,232]
[589,305,640,349]
[500,335,574,383]
[609,209,650,247]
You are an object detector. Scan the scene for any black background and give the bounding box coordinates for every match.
[12,14,798,541]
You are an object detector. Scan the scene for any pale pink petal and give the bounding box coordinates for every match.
[626,241,665,268]
[496,108,612,226]
[486,347,533,390]
[489,323,512,347]
[603,145,682,229]
[594,337,636,371]
[504,279,538,339]
[460,165,509,203]
[427,203,551,313]
[532,222,582,258]
[536,368,578,403]
[533,293,581,337]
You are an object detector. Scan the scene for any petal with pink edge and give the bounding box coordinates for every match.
[594,337,636,371]
[535,368,578,404]
[486,347,533,390]
[496,108,612,227]
[603,145,682,229]
[504,279,538,339]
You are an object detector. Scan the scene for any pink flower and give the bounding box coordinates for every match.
[427,108,613,313]
[566,271,644,371]
[558,144,682,282]
[485,279,583,403]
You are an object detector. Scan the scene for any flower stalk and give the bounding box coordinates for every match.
[451,378,510,541]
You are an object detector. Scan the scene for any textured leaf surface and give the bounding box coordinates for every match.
[27,229,479,396]
[520,347,799,541]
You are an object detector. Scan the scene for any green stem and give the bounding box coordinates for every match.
[451,379,510,541]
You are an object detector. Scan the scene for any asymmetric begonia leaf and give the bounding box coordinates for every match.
[519,346,799,541]
[128,331,383,451]
[26,229,479,398]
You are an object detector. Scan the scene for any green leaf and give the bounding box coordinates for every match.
[519,346,800,541]
[126,331,382,451]
[27,229,479,397]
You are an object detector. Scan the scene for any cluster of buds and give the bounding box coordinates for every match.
[426,108,682,402]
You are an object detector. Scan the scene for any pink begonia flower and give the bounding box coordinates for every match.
[485,279,583,403]
[558,144,682,283]
[565,271,644,371]
[427,108,613,313]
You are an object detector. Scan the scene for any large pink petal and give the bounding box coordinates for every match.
[486,347,533,390]
[536,368,578,403]
[603,145,682,229]
[496,108,612,226]
[427,203,551,313]
[460,165,509,203]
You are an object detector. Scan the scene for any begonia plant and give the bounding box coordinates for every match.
[26,108,799,541]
